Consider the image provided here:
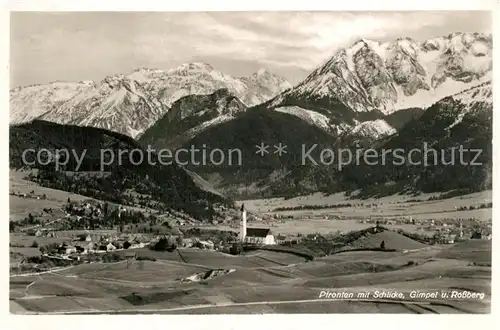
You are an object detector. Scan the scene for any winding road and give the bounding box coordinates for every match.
[17,296,476,315]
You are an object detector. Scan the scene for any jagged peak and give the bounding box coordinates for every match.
[395,36,415,42]
[132,67,162,73]
[452,80,492,96]
[13,80,92,89]
[443,32,492,43]
[169,62,216,73]
[173,88,235,104]
[250,68,287,81]
[348,38,370,53]
[447,31,474,39]
[347,38,385,57]
[212,88,233,98]
[101,73,125,83]
[255,68,272,76]
[78,80,96,85]
[347,33,492,51]
[351,38,370,46]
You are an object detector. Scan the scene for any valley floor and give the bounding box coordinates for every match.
[10,242,491,314]
[213,190,492,236]
[9,170,492,314]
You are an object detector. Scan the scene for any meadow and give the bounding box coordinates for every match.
[9,170,492,314]
[10,239,491,314]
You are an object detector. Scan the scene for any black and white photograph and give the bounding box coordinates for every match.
[7,9,494,316]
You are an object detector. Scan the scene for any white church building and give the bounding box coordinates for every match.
[240,203,275,245]
[245,228,276,245]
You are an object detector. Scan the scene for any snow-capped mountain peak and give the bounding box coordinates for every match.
[451,81,492,105]
[139,88,248,148]
[350,119,396,139]
[274,106,332,132]
[270,32,492,117]
[168,62,215,73]
[256,68,271,76]
[10,63,291,137]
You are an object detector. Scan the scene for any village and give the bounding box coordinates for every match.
[8,176,493,316]
[357,217,492,244]
[9,187,492,275]
[10,191,287,269]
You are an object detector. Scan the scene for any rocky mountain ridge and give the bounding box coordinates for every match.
[139,88,248,149]
[340,81,493,197]
[10,63,291,138]
[269,32,492,130]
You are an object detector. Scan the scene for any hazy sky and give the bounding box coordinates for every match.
[10,11,492,87]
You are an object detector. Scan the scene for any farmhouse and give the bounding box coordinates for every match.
[245,228,276,245]
[276,234,287,244]
[58,245,77,255]
[106,243,117,251]
[83,242,95,252]
[284,235,302,245]
[77,234,92,242]
[198,240,215,250]
[181,238,194,247]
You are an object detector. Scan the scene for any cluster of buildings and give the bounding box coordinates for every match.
[434,223,492,243]
[358,216,492,244]
[358,217,417,226]
[10,190,47,200]
[68,200,106,217]
[45,232,152,257]
[275,234,303,245]
[27,228,57,238]
[45,232,227,259]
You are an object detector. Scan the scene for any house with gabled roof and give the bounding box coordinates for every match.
[106,243,117,251]
[244,228,275,245]
[276,234,287,244]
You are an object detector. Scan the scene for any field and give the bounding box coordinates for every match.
[9,171,492,314]
[190,190,493,236]
[9,170,154,223]
[242,190,492,212]
[10,239,491,314]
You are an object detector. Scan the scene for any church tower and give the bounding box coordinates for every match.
[240,203,247,242]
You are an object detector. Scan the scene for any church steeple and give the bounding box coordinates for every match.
[240,204,247,242]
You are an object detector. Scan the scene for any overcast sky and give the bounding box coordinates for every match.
[10,11,492,87]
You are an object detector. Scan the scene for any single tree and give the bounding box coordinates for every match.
[176,233,184,247]
[380,240,386,250]
[103,202,109,216]
[230,242,243,255]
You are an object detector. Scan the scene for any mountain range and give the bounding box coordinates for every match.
[340,81,493,197]
[9,120,229,221]
[10,32,493,198]
[139,88,248,150]
[268,32,492,138]
[140,33,492,197]
[10,63,291,138]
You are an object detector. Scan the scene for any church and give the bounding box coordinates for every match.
[239,203,276,245]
